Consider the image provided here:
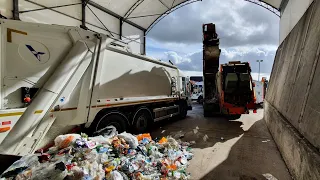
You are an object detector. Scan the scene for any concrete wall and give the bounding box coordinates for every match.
[280,0,314,43]
[265,0,320,179]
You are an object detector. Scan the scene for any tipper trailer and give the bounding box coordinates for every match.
[0,19,191,155]
[202,23,256,117]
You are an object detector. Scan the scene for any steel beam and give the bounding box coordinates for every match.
[158,0,170,9]
[87,1,146,31]
[142,30,146,55]
[81,0,86,28]
[13,0,20,20]
[19,3,81,13]
[244,0,280,17]
[119,18,123,40]
[123,0,145,19]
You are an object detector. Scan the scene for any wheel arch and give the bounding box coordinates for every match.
[132,106,153,125]
[94,110,130,132]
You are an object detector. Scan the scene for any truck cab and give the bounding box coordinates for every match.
[179,72,192,110]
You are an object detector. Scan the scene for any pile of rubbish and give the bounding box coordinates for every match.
[0,131,194,180]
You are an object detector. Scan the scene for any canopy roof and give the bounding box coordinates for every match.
[87,0,282,33]
[0,0,282,55]
[261,0,282,8]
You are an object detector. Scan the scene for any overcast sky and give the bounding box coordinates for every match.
[145,0,280,81]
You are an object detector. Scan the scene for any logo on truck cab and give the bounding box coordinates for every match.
[26,45,45,61]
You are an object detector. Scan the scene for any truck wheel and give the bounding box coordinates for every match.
[197,95,203,104]
[94,112,128,134]
[132,108,153,133]
[227,114,241,120]
[204,110,210,117]
[179,101,188,119]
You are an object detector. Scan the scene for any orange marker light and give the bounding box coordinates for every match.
[0,127,10,133]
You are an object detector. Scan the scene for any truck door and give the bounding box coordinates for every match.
[182,77,192,108]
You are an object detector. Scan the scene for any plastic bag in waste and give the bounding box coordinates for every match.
[54,134,81,149]
[110,170,124,180]
[81,160,105,180]
[99,153,109,164]
[84,149,98,163]
[167,137,179,149]
[31,161,67,180]
[63,166,85,180]
[263,173,278,180]
[118,132,138,149]
[1,155,39,178]
[89,135,112,145]
[94,126,118,139]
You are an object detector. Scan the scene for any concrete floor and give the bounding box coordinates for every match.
[151,103,292,180]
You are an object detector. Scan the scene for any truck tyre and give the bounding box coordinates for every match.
[227,114,241,120]
[197,95,203,104]
[94,112,128,134]
[179,101,188,119]
[204,110,210,117]
[132,108,153,133]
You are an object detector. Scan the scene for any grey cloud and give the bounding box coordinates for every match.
[161,48,275,74]
[147,0,279,48]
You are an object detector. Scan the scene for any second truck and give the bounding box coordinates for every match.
[202,23,256,117]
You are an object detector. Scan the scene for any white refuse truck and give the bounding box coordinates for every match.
[0,19,192,155]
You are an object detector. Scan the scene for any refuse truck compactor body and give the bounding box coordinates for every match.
[202,23,256,117]
[0,20,192,155]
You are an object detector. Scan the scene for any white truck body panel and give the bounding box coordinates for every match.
[253,81,264,104]
[97,47,178,101]
[0,20,186,155]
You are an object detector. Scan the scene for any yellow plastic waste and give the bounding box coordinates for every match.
[158,137,168,144]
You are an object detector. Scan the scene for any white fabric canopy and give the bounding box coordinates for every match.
[0,0,282,55]
[261,0,282,8]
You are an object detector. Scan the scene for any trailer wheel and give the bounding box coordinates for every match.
[95,112,128,134]
[204,110,211,117]
[226,114,241,120]
[132,108,153,133]
[179,101,188,119]
[197,95,203,104]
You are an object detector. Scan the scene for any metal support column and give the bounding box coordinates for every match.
[142,30,146,55]
[119,18,123,40]
[12,0,20,20]
[80,0,87,29]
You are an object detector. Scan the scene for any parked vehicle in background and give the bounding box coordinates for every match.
[191,81,203,100]
[253,77,268,106]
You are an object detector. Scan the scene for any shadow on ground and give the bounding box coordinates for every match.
[150,104,244,149]
[199,119,291,180]
[150,103,291,180]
